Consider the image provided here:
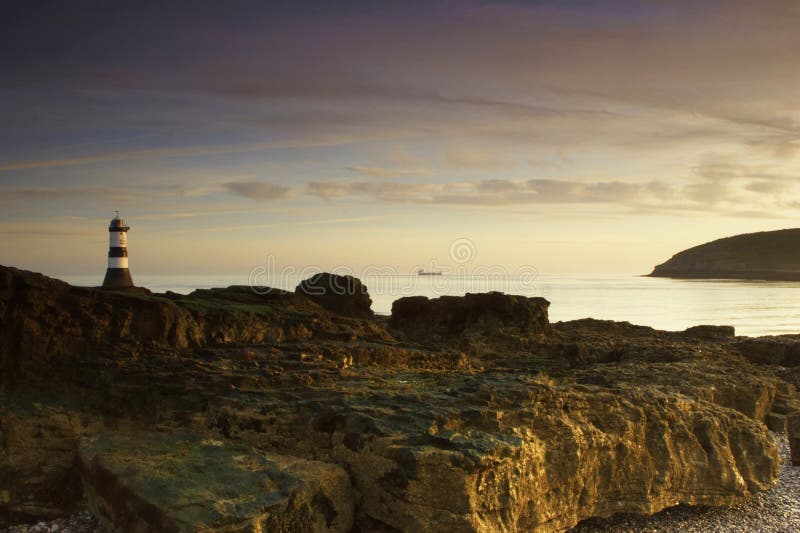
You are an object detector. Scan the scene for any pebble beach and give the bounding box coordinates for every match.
[0,511,106,533]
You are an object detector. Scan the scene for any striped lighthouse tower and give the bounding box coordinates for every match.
[102,210,134,289]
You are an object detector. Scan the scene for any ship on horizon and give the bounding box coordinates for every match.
[417,269,443,276]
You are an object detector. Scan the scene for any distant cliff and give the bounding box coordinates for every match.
[649,228,800,281]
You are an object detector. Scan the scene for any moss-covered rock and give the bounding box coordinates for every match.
[79,432,354,532]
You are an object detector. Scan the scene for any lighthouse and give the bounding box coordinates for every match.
[102,210,134,289]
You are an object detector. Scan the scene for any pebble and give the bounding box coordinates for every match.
[571,432,800,533]
[0,510,106,533]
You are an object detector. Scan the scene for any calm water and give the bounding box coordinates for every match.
[61,273,800,337]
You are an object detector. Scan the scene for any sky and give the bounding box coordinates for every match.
[1,0,799,278]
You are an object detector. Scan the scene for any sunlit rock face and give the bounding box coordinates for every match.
[1,264,798,531]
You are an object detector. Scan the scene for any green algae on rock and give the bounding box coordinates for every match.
[79,433,354,532]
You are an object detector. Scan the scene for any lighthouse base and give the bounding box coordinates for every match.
[103,268,134,289]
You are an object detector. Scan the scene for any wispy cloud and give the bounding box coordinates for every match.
[0,186,138,202]
[222,181,291,201]
[305,173,798,215]
[307,180,435,202]
[307,177,667,206]
[166,215,394,234]
[346,166,428,179]
[0,135,404,173]
[0,183,222,204]
[0,220,95,237]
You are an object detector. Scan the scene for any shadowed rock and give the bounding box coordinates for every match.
[296,273,374,319]
[389,291,551,338]
[789,413,800,466]
[684,325,736,339]
[735,336,800,366]
[0,266,387,386]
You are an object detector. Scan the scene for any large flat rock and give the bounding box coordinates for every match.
[209,370,780,532]
[79,433,354,532]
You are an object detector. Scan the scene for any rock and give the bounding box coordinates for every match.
[648,228,800,281]
[571,432,800,533]
[295,273,374,319]
[213,372,779,532]
[0,396,99,524]
[766,412,789,433]
[0,265,794,531]
[684,325,736,339]
[0,265,389,386]
[79,433,354,532]
[789,412,800,466]
[558,318,657,338]
[390,291,551,338]
[575,360,782,422]
[735,336,800,366]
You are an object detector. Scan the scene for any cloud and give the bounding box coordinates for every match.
[444,148,516,171]
[744,180,790,194]
[223,181,291,201]
[438,179,670,206]
[307,177,676,207]
[0,219,95,236]
[305,172,798,215]
[346,166,428,179]
[476,179,521,193]
[0,135,399,173]
[166,215,394,234]
[307,180,434,202]
[684,180,732,205]
[307,181,346,201]
[0,228,93,236]
[691,162,787,182]
[0,183,223,205]
[0,186,138,202]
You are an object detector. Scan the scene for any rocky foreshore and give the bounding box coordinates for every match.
[10,433,798,533]
[2,264,800,532]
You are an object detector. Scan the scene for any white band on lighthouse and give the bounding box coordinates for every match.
[109,232,127,247]
[108,257,129,269]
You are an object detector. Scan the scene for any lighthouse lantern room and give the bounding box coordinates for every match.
[102,210,134,289]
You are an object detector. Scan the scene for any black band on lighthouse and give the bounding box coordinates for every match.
[103,268,134,289]
[108,247,128,257]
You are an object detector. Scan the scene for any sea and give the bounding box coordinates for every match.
[61,273,800,338]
